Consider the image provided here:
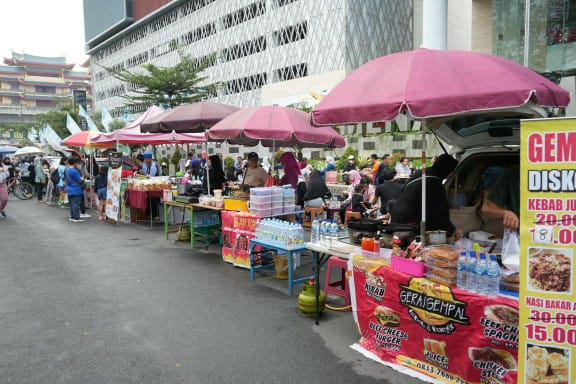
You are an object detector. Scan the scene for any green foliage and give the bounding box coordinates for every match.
[390,152,405,168]
[171,146,182,167]
[34,103,80,139]
[102,51,221,110]
[356,156,372,170]
[286,103,313,113]
[335,147,357,170]
[224,156,234,169]
[108,118,126,131]
[307,158,325,170]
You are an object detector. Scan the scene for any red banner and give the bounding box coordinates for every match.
[350,256,519,384]
[220,211,260,269]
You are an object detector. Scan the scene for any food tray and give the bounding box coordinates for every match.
[424,254,458,268]
[250,207,271,217]
[425,272,457,287]
[250,187,273,196]
[391,256,426,277]
[250,195,271,204]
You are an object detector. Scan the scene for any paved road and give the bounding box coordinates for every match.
[0,198,424,384]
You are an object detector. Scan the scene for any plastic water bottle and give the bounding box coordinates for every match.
[467,252,477,292]
[311,218,320,243]
[320,221,328,246]
[297,225,304,245]
[475,253,488,295]
[486,254,500,297]
[457,251,468,290]
[329,220,339,247]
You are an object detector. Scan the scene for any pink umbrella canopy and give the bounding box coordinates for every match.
[311,48,570,126]
[206,105,345,148]
[93,131,205,146]
[93,105,165,144]
[140,102,240,133]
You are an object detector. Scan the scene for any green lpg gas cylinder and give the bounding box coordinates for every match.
[298,278,326,317]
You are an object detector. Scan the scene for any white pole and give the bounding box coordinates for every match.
[421,126,427,244]
[422,0,448,50]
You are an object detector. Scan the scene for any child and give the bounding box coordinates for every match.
[95,165,108,221]
[351,183,371,215]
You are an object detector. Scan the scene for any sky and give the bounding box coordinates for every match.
[0,0,87,66]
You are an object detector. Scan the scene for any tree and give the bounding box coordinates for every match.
[35,103,81,139]
[103,51,221,110]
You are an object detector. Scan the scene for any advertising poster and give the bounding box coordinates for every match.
[518,118,576,384]
[350,255,519,384]
[105,152,123,221]
[221,211,235,264]
[231,212,260,269]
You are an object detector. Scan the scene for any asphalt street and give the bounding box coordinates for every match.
[0,197,424,384]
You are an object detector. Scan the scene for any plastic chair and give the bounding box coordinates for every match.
[344,211,361,226]
[302,206,324,228]
[324,256,351,306]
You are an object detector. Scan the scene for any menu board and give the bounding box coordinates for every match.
[105,152,123,221]
[518,118,575,384]
[350,255,519,383]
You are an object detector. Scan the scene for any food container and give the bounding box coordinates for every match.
[250,207,271,217]
[426,230,447,245]
[271,194,283,203]
[250,195,272,204]
[282,205,296,213]
[249,201,271,210]
[425,272,457,287]
[391,256,426,277]
[250,187,272,196]
[270,207,283,215]
[213,189,223,199]
[215,199,225,208]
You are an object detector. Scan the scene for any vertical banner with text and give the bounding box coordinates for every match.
[519,118,575,384]
[105,152,122,221]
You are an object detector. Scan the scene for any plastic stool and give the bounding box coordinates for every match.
[344,211,361,226]
[324,256,351,306]
[303,207,324,228]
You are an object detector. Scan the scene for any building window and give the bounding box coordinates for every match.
[181,0,217,16]
[311,151,320,159]
[363,142,375,150]
[10,83,20,91]
[412,140,423,150]
[274,63,308,82]
[36,100,55,108]
[221,36,267,62]
[229,147,239,154]
[273,21,308,46]
[35,86,56,94]
[9,97,19,105]
[182,22,217,45]
[392,134,406,142]
[274,0,299,7]
[222,0,266,30]
[224,73,267,95]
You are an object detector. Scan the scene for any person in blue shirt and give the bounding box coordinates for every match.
[95,165,108,221]
[65,156,85,222]
[141,152,159,176]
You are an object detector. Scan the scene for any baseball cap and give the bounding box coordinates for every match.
[348,155,355,160]
[143,151,153,159]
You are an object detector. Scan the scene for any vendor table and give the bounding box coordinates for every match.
[306,241,355,325]
[249,238,310,295]
[163,201,223,248]
[126,189,164,227]
[326,183,349,197]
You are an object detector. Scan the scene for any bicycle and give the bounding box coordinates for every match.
[7,173,34,200]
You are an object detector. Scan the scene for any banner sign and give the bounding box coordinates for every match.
[220,211,260,269]
[518,118,575,384]
[350,255,519,383]
[105,152,122,221]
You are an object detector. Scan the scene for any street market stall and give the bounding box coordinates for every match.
[309,48,571,383]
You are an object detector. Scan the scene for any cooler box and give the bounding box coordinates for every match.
[224,198,248,211]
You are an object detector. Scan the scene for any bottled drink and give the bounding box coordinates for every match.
[297,225,304,245]
[457,251,468,290]
[486,254,500,297]
[311,218,320,243]
[475,253,488,295]
[329,220,339,247]
[320,221,328,246]
[467,252,477,292]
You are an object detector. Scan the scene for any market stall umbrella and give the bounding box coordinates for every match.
[206,105,345,148]
[311,48,570,126]
[311,48,570,242]
[14,146,45,157]
[63,130,103,148]
[93,131,206,146]
[0,146,19,155]
[93,106,165,144]
[140,102,240,133]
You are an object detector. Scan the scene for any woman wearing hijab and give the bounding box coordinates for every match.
[338,169,362,222]
[279,152,301,189]
[202,155,227,194]
[303,170,332,208]
[391,154,459,237]
[325,156,336,172]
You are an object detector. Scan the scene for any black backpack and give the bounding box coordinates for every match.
[50,168,60,185]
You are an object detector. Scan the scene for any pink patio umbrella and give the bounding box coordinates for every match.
[93,105,165,144]
[93,131,205,146]
[311,48,570,241]
[206,105,345,149]
[140,102,240,133]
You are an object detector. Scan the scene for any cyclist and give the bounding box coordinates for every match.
[3,157,15,180]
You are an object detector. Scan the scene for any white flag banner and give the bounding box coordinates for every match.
[38,126,48,145]
[78,105,99,131]
[101,107,113,132]
[28,127,38,143]
[66,113,82,134]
